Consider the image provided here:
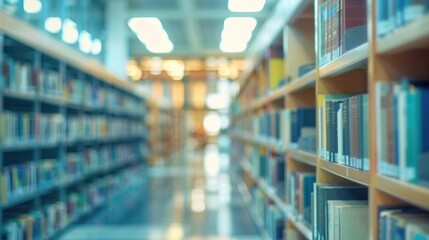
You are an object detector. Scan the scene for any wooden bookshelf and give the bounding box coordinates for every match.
[377,14,429,54]
[319,159,371,186]
[289,149,317,167]
[376,175,429,211]
[319,43,369,78]
[286,69,316,94]
[0,11,149,239]
[287,213,313,240]
[231,0,429,238]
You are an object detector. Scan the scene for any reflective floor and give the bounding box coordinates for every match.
[60,144,261,240]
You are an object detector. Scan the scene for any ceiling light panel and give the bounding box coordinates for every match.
[220,17,257,53]
[228,0,266,12]
[128,17,174,53]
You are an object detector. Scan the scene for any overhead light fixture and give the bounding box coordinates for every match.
[91,39,102,55]
[79,31,92,54]
[44,17,62,33]
[62,19,79,44]
[220,17,256,53]
[23,0,42,14]
[220,40,247,53]
[228,0,266,12]
[128,17,174,53]
[224,17,257,32]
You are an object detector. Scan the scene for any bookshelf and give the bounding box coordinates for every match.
[230,0,429,239]
[0,11,149,239]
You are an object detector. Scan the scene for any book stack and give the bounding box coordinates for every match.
[376,80,429,185]
[0,162,38,205]
[63,152,84,182]
[290,108,316,152]
[39,113,64,144]
[377,0,429,37]
[39,69,63,99]
[2,165,145,240]
[0,111,36,145]
[313,184,368,240]
[0,55,37,94]
[378,206,429,239]
[65,78,84,105]
[82,148,102,173]
[318,94,369,171]
[286,171,316,226]
[38,159,61,189]
[266,154,286,198]
[318,0,367,65]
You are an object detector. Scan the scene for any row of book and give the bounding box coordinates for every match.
[377,0,429,37]
[287,171,316,227]
[1,54,143,115]
[318,0,367,66]
[313,184,368,240]
[0,143,142,206]
[378,206,429,239]
[0,112,144,145]
[233,107,317,153]
[2,165,145,240]
[66,115,144,141]
[318,94,369,171]
[376,80,429,185]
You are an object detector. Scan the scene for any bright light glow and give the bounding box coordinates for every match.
[220,40,247,53]
[91,39,102,55]
[203,113,221,136]
[206,93,228,109]
[128,17,163,33]
[221,28,253,42]
[24,0,42,14]
[79,31,92,54]
[44,17,62,33]
[127,60,142,81]
[128,17,174,53]
[220,17,256,53]
[150,57,163,75]
[62,19,79,44]
[163,60,185,81]
[228,0,266,12]
[191,188,206,212]
[224,17,257,32]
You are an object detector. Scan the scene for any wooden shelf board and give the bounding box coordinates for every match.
[0,11,138,96]
[319,159,370,186]
[377,15,429,54]
[288,214,313,240]
[286,69,316,94]
[289,149,318,167]
[376,175,429,211]
[319,43,368,78]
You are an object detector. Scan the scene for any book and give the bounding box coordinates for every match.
[313,184,368,240]
[327,200,368,240]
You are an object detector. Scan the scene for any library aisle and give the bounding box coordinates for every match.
[60,144,261,240]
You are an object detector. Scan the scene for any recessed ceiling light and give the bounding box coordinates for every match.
[220,40,247,53]
[224,17,257,32]
[228,0,266,12]
[62,19,79,44]
[44,17,62,33]
[23,0,42,14]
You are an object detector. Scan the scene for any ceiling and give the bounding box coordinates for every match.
[125,0,278,58]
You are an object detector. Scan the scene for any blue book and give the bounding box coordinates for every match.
[418,88,429,186]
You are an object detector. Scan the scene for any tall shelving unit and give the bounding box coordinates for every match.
[0,12,149,239]
[230,0,429,239]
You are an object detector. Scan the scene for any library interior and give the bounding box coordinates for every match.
[0,0,429,239]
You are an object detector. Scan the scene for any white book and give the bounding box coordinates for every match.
[337,104,343,165]
[337,204,369,240]
[327,200,367,240]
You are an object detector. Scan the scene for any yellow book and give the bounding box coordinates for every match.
[269,58,285,90]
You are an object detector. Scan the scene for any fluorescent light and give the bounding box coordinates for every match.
[79,31,92,54]
[203,113,221,136]
[24,0,42,14]
[228,0,266,12]
[44,17,62,33]
[129,17,174,53]
[128,17,163,33]
[220,40,247,53]
[62,19,79,44]
[224,17,257,32]
[91,39,102,55]
[221,28,253,43]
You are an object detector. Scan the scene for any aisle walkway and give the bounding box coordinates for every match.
[60,145,261,240]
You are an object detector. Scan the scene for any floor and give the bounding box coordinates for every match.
[60,144,261,240]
